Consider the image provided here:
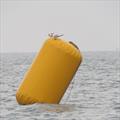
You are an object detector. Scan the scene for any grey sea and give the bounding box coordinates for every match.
[0,51,120,120]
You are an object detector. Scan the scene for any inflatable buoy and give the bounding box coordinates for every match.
[16,34,82,105]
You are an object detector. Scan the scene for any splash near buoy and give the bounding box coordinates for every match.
[16,34,82,105]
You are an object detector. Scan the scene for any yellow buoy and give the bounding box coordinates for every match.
[16,35,82,105]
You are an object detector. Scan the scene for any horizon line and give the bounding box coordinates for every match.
[0,50,120,54]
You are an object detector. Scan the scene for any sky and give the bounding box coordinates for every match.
[0,0,119,52]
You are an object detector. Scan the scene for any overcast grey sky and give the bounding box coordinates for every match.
[0,0,119,52]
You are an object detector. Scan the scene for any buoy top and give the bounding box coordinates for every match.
[45,37,82,62]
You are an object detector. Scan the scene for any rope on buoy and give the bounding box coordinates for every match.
[65,78,76,103]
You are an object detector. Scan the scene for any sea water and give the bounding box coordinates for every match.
[0,52,120,120]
